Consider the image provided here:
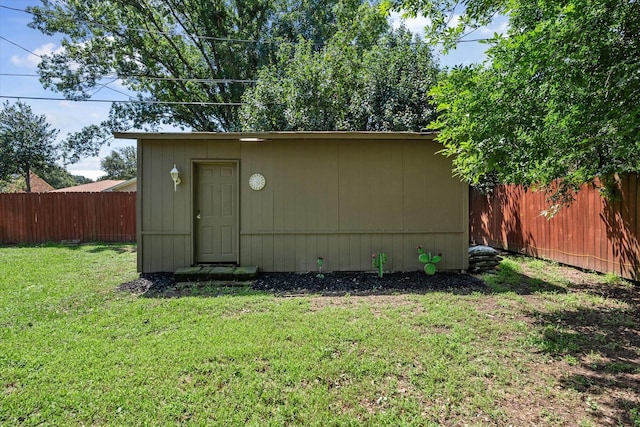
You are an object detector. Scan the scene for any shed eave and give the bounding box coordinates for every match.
[113,131,438,141]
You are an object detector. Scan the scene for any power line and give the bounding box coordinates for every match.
[0,3,493,107]
[0,4,301,46]
[0,35,131,98]
[91,78,133,98]
[0,95,243,106]
[0,73,40,77]
[0,4,24,13]
[0,72,257,84]
[0,34,258,84]
[0,35,256,104]
[124,76,257,84]
[0,4,493,46]
[0,35,41,57]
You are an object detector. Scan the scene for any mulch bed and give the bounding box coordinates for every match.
[117,270,488,296]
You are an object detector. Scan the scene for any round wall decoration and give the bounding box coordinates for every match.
[248,173,266,191]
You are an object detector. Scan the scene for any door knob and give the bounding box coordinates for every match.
[196,210,201,220]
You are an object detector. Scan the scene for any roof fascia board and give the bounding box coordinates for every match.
[113,131,438,141]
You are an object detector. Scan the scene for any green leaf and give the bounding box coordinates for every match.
[422,0,640,205]
[28,0,398,156]
[0,101,59,191]
[240,26,439,131]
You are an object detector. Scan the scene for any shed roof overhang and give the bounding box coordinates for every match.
[113,131,438,141]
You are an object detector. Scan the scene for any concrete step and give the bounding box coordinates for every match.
[174,265,259,282]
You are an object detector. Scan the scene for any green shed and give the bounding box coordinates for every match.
[113,132,468,273]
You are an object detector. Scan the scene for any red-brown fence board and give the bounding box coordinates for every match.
[0,192,136,244]
[470,173,640,281]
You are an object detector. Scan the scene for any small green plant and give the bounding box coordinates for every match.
[418,246,441,275]
[630,407,640,426]
[317,257,324,278]
[371,252,387,278]
[603,272,624,286]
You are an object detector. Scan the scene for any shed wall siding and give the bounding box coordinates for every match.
[138,139,241,272]
[138,136,468,272]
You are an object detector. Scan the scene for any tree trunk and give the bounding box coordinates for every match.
[24,170,31,193]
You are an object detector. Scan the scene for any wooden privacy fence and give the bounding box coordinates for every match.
[0,192,136,244]
[470,173,639,281]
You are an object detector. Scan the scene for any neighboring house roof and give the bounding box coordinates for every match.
[104,177,137,192]
[28,172,55,193]
[29,172,54,193]
[51,179,126,192]
[1,172,54,193]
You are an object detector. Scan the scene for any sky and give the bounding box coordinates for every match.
[0,1,508,181]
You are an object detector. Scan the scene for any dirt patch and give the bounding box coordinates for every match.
[117,272,174,295]
[308,293,419,314]
[487,264,640,426]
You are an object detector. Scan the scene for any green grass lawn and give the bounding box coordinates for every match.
[1,244,638,426]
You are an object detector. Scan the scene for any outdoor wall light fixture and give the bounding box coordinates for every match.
[170,164,181,191]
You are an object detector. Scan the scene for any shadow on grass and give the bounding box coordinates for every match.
[481,259,569,294]
[86,243,136,254]
[1,242,136,254]
[484,259,640,424]
[527,286,640,425]
[143,281,267,298]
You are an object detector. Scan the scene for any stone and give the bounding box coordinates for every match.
[468,245,498,256]
[174,266,204,281]
[468,245,501,273]
[232,266,259,280]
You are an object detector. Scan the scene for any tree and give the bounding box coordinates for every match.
[35,163,93,189]
[389,0,507,51]
[0,164,90,192]
[101,146,137,180]
[432,0,640,198]
[0,101,59,193]
[240,27,439,131]
[351,28,440,131]
[394,0,640,200]
[27,0,388,161]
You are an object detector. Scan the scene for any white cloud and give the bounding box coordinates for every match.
[389,12,510,40]
[10,42,64,69]
[64,135,137,180]
[477,16,510,36]
[389,11,431,37]
[447,14,461,29]
[57,100,77,109]
[65,168,107,181]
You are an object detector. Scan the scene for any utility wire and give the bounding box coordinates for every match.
[0,33,258,84]
[1,3,494,107]
[0,35,134,99]
[0,95,243,106]
[0,72,257,84]
[0,4,27,13]
[0,34,247,105]
[0,35,42,57]
[0,3,494,46]
[0,4,312,46]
